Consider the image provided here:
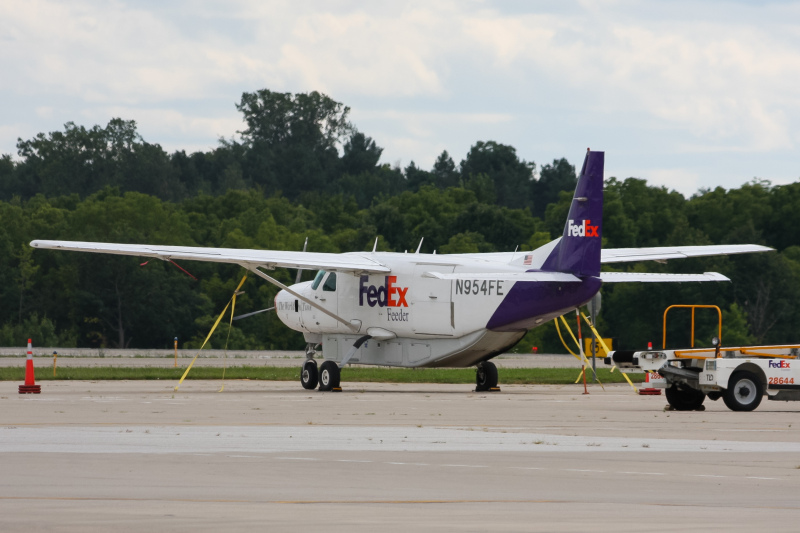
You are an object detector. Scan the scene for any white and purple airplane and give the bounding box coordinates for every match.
[31,150,771,391]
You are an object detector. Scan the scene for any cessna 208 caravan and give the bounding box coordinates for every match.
[31,150,771,391]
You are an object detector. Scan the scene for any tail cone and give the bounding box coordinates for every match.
[19,338,41,394]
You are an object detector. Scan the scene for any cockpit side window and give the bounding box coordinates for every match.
[311,270,326,290]
[323,272,337,292]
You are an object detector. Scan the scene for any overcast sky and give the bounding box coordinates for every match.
[2,0,798,197]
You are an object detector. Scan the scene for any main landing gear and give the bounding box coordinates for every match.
[475,361,500,392]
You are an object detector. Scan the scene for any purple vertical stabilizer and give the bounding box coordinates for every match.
[486,150,604,331]
[541,150,604,278]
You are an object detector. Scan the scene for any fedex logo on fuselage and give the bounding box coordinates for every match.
[769,360,791,369]
[359,275,409,307]
[568,219,599,238]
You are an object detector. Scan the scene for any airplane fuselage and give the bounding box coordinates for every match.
[274,252,601,368]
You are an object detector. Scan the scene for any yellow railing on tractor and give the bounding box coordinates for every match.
[662,304,798,360]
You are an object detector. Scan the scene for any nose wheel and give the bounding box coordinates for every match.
[301,359,318,390]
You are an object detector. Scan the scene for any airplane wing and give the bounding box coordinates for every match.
[450,244,772,265]
[29,240,390,274]
[600,244,772,263]
[600,272,729,282]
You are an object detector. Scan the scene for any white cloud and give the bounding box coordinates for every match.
[1,0,799,190]
[628,167,702,197]
[457,5,800,154]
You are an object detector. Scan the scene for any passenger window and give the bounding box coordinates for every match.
[323,272,337,292]
[311,270,326,290]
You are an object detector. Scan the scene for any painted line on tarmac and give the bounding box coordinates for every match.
[5,425,800,455]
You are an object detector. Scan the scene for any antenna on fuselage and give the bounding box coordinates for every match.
[415,237,424,254]
[372,237,378,252]
[510,245,519,264]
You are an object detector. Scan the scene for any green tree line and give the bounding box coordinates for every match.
[1,89,798,352]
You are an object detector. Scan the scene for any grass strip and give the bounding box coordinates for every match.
[0,366,643,385]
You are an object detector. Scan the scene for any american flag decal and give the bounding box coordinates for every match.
[523,254,532,265]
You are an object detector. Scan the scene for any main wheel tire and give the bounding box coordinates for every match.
[318,360,341,392]
[301,360,318,390]
[476,361,499,391]
[665,385,706,411]
[723,371,763,411]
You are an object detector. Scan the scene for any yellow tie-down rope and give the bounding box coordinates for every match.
[580,311,637,393]
[175,274,248,392]
[554,315,581,360]
[554,315,604,390]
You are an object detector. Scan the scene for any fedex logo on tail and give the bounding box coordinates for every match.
[568,219,599,238]
[359,275,409,307]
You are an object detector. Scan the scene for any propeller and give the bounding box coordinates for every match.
[232,307,274,321]
[233,237,308,321]
[295,236,308,284]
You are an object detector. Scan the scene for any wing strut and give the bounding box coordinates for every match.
[243,265,358,332]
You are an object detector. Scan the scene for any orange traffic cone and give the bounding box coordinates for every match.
[19,338,41,394]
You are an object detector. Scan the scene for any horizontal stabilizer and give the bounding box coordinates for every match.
[600,272,729,283]
[601,244,772,264]
[423,271,581,282]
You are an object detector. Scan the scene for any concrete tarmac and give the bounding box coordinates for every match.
[2,379,800,532]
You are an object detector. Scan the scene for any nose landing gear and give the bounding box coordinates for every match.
[301,359,318,390]
[299,342,341,392]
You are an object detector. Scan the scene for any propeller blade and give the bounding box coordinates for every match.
[232,307,274,321]
[295,237,309,284]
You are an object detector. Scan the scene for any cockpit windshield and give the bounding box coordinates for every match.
[311,270,326,290]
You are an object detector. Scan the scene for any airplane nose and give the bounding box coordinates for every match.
[274,289,303,331]
[275,289,294,312]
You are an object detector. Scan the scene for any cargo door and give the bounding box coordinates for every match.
[410,264,455,335]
